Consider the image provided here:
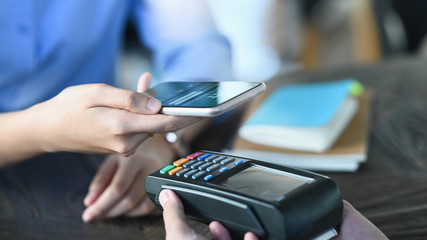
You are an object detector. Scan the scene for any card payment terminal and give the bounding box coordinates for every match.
[145,151,342,240]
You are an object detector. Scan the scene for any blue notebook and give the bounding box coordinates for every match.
[239,79,361,152]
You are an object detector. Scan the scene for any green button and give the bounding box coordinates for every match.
[160,165,175,174]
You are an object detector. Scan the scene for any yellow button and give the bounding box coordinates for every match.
[168,166,183,176]
[173,158,189,167]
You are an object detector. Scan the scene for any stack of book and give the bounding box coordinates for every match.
[228,79,371,172]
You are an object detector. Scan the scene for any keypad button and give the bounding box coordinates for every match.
[176,168,191,177]
[184,169,198,178]
[213,156,226,163]
[197,153,211,161]
[206,164,221,172]
[191,161,205,169]
[198,162,213,171]
[219,167,229,173]
[204,174,213,181]
[192,171,207,180]
[187,152,204,160]
[205,155,218,162]
[221,157,235,165]
[168,166,183,176]
[160,165,175,174]
[235,160,244,165]
[183,160,197,168]
[173,158,189,167]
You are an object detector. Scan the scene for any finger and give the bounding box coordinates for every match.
[82,157,142,222]
[125,197,159,217]
[137,72,152,93]
[334,200,387,240]
[88,84,161,114]
[159,190,197,239]
[103,171,147,218]
[124,114,202,134]
[84,157,118,207]
[209,221,232,240]
[244,232,259,240]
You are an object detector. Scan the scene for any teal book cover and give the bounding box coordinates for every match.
[239,79,361,152]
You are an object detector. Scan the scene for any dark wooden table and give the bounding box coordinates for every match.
[1,57,427,239]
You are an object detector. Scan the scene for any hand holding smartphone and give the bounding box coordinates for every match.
[144,81,266,117]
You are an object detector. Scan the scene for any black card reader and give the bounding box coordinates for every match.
[145,151,342,240]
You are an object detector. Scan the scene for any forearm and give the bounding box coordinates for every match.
[0,106,47,167]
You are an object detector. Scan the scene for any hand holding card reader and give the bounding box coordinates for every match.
[145,151,342,240]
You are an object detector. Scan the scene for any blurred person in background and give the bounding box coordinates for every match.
[207,0,302,82]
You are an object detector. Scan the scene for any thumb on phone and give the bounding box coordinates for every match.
[137,72,153,93]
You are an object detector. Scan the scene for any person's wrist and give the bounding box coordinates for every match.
[26,102,60,154]
[139,133,178,165]
[16,106,51,156]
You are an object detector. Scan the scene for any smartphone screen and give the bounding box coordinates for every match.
[146,82,261,107]
[144,81,265,116]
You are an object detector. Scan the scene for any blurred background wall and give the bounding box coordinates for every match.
[120,0,427,88]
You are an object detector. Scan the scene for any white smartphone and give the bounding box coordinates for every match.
[144,81,266,117]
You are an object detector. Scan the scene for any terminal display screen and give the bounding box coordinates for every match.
[220,164,313,201]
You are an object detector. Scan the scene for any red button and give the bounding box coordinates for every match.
[186,152,204,160]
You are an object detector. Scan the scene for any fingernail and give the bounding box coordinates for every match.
[159,190,170,207]
[84,192,95,206]
[147,98,161,112]
[82,211,93,223]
